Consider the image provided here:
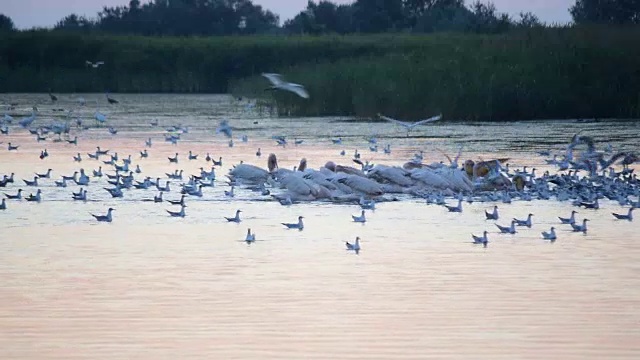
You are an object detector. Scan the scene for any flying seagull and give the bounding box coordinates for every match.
[86,61,105,68]
[378,113,442,135]
[262,73,309,99]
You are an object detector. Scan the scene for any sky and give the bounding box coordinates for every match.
[2,0,574,30]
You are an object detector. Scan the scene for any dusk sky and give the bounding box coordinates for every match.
[3,0,574,29]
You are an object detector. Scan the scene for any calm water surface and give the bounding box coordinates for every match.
[0,94,639,359]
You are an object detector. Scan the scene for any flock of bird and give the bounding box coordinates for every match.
[1,79,639,252]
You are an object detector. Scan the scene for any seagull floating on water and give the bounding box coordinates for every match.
[4,189,22,199]
[513,213,533,228]
[167,204,187,218]
[485,206,499,220]
[91,208,114,222]
[471,231,489,247]
[225,209,242,223]
[496,220,517,234]
[345,236,361,253]
[541,227,557,241]
[559,210,577,225]
[245,228,256,243]
[282,216,304,230]
[352,210,366,223]
[612,207,634,221]
[571,219,590,234]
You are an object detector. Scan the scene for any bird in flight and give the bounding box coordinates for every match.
[262,73,309,99]
[378,113,442,135]
[86,61,105,68]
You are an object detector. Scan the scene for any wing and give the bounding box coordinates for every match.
[96,61,104,65]
[262,73,284,86]
[378,114,409,127]
[85,61,92,65]
[288,84,309,99]
[412,114,443,126]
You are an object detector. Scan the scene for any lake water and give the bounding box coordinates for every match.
[1,94,639,359]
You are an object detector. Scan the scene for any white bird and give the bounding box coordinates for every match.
[167,204,187,218]
[86,60,105,68]
[513,213,533,228]
[471,231,489,247]
[91,208,114,222]
[444,199,463,213]
[612,207,634,221]
[262,73,309,99]
[345,236,361,253]
[496,220,517,234]
[485,205,499,220]
[541,227,557,241]
[559,210,578,224]
[352,210,366,223]
[282,216,304,230]
[225,209,242,223]
[571,219,589,234]
[245,228,256,243]
[378,113,442,135]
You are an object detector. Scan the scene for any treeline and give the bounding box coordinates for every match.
[2,0,640,36]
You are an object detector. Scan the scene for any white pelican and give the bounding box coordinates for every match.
[262,73,309,99]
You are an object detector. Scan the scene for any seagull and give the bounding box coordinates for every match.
[282,216,304,230]
[444,199,463,213]
[345,236,361,253]
[256,148,261,157]
[541,227,557,241]
[378,113,442,135]
[485,206,499,220]
[513,213,533,228]
[167,204,187,218]
[167,195,185,206]
[25,189,42,202]
[225,209,242,223]
[91,208,114,222]
[154,192,163,203]
[262,73,309,99]
[36,169,52,179]
[106,93,119,104]
[612,207,634,221]
[351,210,366,223]
[188,151,198,160]
[86,60,105,68]
[7,142,19,151]
[471,231,489,247]
[559,210,578,224]
[571,219,589,234]
[496,220,517,234]
[4,189,22,199]
[168,153,178,163]
[23,176,38,186]
[0,198,5,210]
[245,228,256,243]
[224,186,235,197]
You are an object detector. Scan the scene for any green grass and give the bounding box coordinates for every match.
[2,27,640,120]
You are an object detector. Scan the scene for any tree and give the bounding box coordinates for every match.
[353,0,405,33]
[0,13,15,32]
[570,0,640,24]
[54,14,95,32]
